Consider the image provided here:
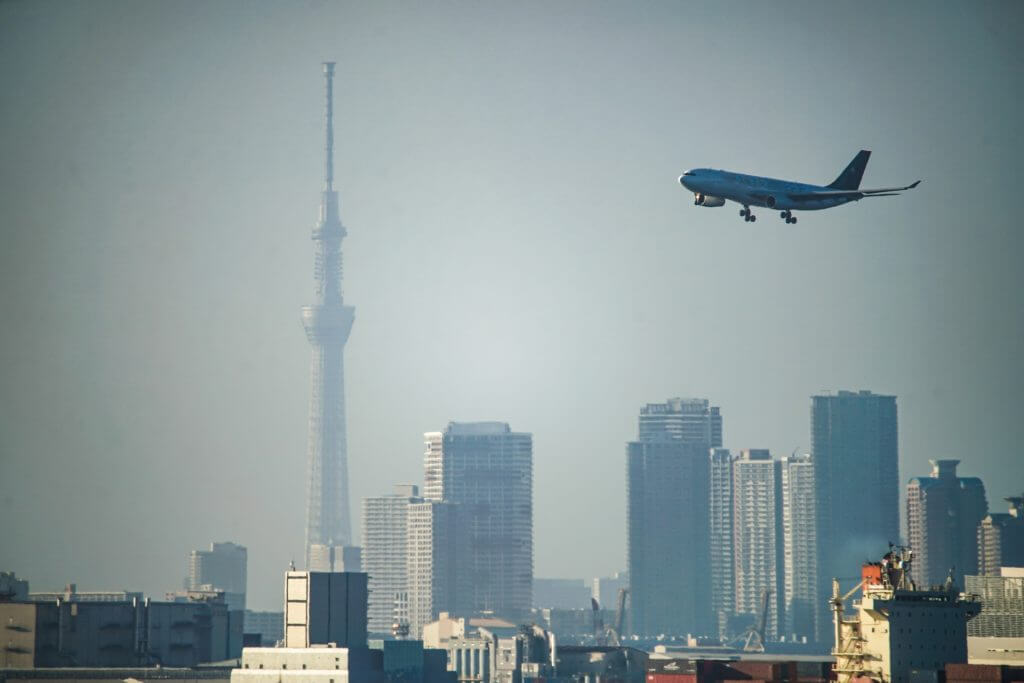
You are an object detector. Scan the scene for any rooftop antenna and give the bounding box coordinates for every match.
[323,62,335,192]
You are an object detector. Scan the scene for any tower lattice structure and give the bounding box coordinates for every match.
[302,62,355,565]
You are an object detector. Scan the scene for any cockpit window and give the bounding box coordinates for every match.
[683,171,695,176]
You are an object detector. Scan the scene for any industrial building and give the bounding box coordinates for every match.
[0,595,241,668]
[628,398,719,638]
[423,422,533,620]
[906,460,987,587]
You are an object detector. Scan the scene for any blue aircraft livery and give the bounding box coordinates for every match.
[679,150,919,223]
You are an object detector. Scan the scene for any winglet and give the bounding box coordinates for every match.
[909,180,921,189]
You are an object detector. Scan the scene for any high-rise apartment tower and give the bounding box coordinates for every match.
[812,391,898,632]
[424,422,533,618]
[709,448,734,639]
[781,453,819,642]
[732,450,783,641]
[362,485,421,634]
[303,62,356,566]
[627,398,719,637]
[906,460,987,587]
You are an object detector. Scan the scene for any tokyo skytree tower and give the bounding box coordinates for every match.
[302,62,355,567]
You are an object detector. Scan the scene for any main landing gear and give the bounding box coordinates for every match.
[779,210,798,224]
[740,207,756,222]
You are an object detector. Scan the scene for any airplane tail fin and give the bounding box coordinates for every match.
[828,150,871,190]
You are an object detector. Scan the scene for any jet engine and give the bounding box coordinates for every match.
[694,193,725,207]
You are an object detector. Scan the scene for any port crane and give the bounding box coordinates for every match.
[591,588,629,646]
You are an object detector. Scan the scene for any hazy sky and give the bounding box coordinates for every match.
[1,1,1022,610]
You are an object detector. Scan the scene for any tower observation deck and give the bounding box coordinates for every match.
[302,62,355,566]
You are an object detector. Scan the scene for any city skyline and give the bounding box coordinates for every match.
[1,1,1022,611]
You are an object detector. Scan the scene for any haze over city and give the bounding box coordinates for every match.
[1,0,1022,613]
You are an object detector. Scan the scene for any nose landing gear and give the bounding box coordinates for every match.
[779,210,798,224]
[740,207,756,222]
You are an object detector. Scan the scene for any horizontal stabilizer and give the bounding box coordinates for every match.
[788,180,920,201]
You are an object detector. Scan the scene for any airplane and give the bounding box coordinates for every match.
[678,150,919,223]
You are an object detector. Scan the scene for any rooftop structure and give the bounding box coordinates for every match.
[303,62,356,566]
[27,584,143,603]
[638,398,722,446]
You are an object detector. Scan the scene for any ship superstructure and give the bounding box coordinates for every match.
[832,547,980,683]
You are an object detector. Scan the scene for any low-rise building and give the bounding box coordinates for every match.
[0,596,240,669]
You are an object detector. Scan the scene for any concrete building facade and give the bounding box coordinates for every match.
[781,453,819,643]
[423,422,533,619]
[906,460,988,587]
[284,571,367,649]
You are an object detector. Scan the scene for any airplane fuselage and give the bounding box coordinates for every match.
[679,169,855,211]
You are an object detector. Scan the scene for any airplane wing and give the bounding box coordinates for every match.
[788,180,920,201]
